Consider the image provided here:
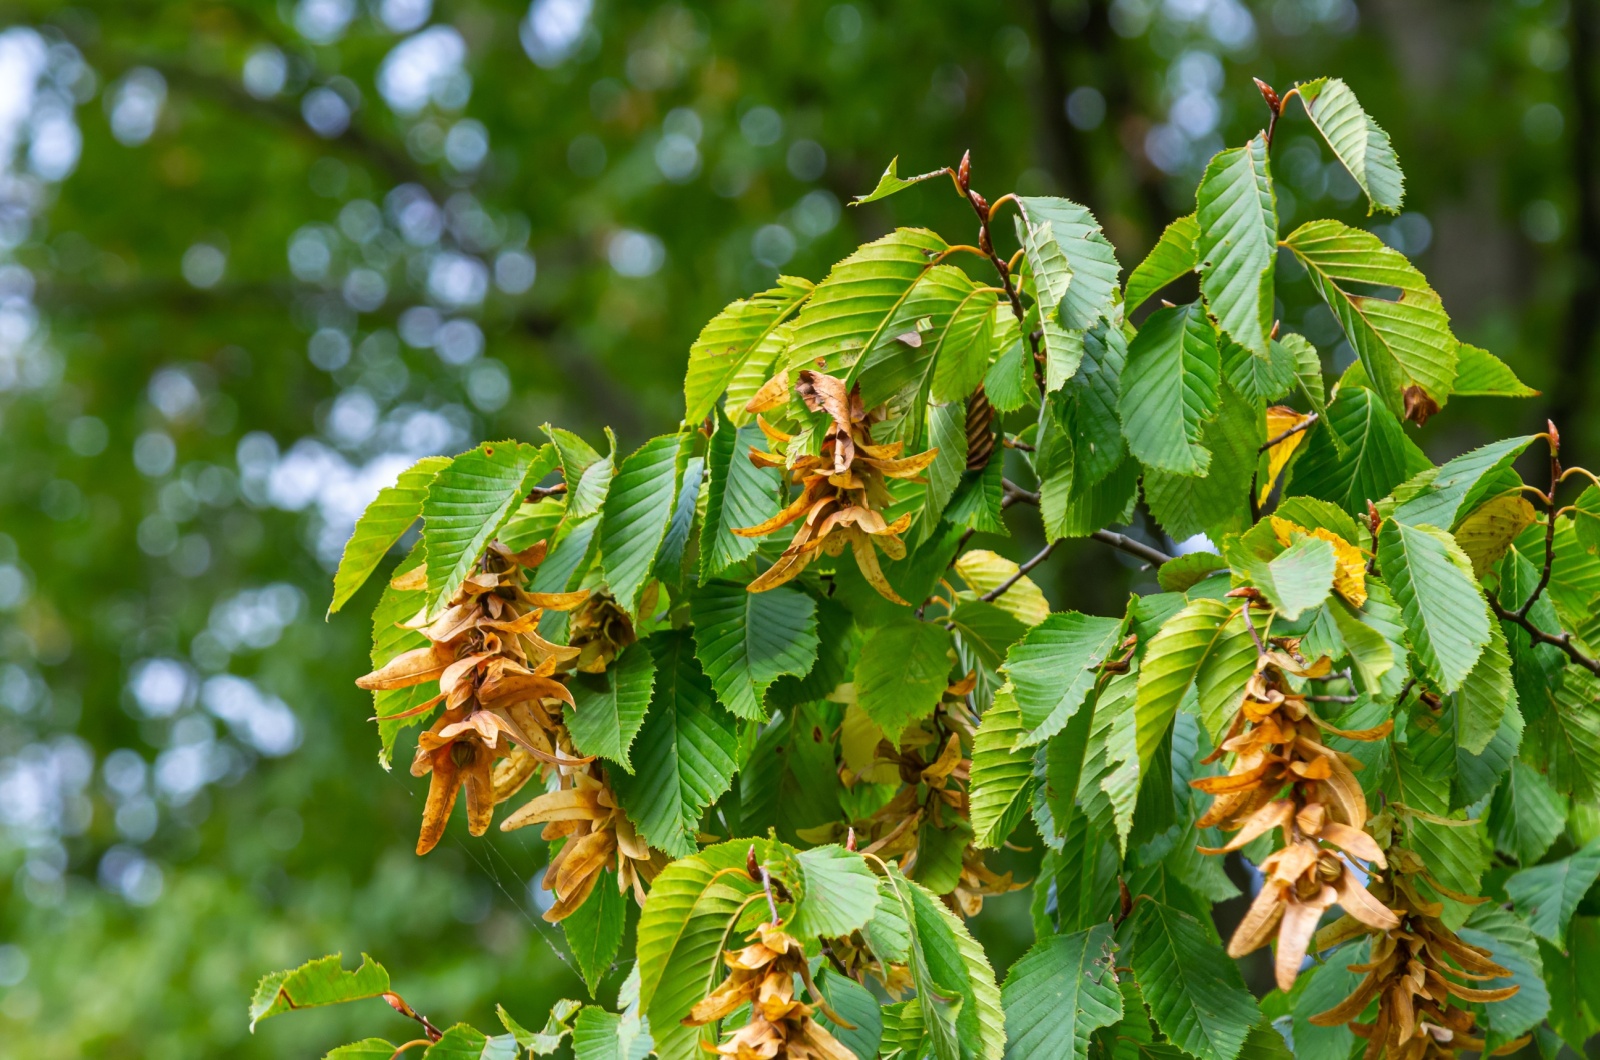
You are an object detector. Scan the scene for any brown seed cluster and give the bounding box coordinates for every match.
[684,923,856,1060]
[1310,827,1522,1060]
[1192,643,1398,991]
[356,541,588,855]
[356,542,664,922]
[735,370,937,603]
[500,762,664,921]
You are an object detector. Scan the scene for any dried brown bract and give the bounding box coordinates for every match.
[499,761,664,922]
[563,589,637,674]
[1310,823,1523,1060]
[1193,644,1398,991]
[355,541,588,854]
[735,370,937,603]
[684,923,856,1060]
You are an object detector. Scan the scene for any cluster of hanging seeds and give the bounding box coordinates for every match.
[357,542,661,921]
[1191,625,1398,992]
[736,370,937,603]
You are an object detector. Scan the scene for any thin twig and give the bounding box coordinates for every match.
[758,866,781,924]
[526,483,568,502]
[1308,693,1359,704]
[1258,412,1319,453]
[981,540,1060,602]
[1489,593,1600,676]
[1000,478,1173,566]
[1090,529,1173,567]
[954,154,1045,394]
[1239,601,1267,654]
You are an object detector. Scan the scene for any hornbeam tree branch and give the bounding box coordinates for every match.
[1000,479,1173,566]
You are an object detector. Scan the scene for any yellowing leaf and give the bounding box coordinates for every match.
[1455,492,1538,578]
[954,549,1050,627]
[1270,516,1367,607]
[1258,406,1313,505]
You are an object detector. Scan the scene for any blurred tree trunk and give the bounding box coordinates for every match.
[1549,0,1600,460]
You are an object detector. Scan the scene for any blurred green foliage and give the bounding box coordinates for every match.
[0,0,1589,1055]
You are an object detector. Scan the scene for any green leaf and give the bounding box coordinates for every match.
[740,703,844,842]
[326,1040,398,1058]
[249,953,390,1031]
[1391,719,1491,900]
[1143,388,1262,542]
[690,581,818,721]
[1573,485,1600,556]
[1015,212,1082,390]
[571,1005,651,1060]
[1129,901,1259,1060]
[930,289,999,402]
[1283,219,1456,416]
[852,264,986,408]
[853,156,949,205]
[683,276,812,424]
[1196,134,1276,356]
[817,967,884,1060]
[855,619,952,738]
[545,426,604,504]
[969,687,1038,847]
[1060,321,1130,485]
[1274,496,1366,546]
[654,456,703,586]
[1460,906,1550,1053]
[1001,612,1125,746]
[506,999,580,1055]
[564,641,657,771]
[789,844,881,939]
[1377,520,1490,693]
[1289,385,1430,518]
[699,411,780,581]
[1135,598,1234,774]
[423,441,557,615]
[1000,924,1122,1060]
[1125,214,1198,312]
[1078,670,1140,848]
[1541,699,1600,799]
[1542,917,1600,1049]
[1392,435,1537,531]
[1195,614,1260,743]
[984,317,1036,414]
[1489,760,1568,867]
[887,867,1007,1060]
[1327,597,1396,695]
[1291,940,1366,1060]
[1121,302,1220,475]
[1157,552,1228,594]
[1281,333,1327,416]
[420,1025,519,1060]
[1450,344,1537,398]
[1453,616,1515,756]
[612,630,737,857]
[329,455,449,615]
[1297,77,1405,215]
[562,882,626,997]
[370,547,437,764]
[636,839,774,1060]
[1222,335,1297,404]
[1505,837,1600,944]
[1018,196,1122,333]
[1244,534,1334,621]
[786,228,949,377]
[600,434,683,614]
[921,399,970,530]
[947,599,1027,674]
